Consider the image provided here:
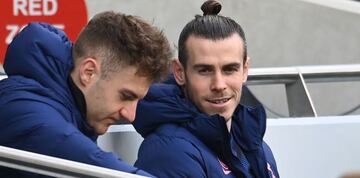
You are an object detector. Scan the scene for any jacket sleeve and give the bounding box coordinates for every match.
[0,100,152,177]
[135,134,207,178]
[51,125,152,176]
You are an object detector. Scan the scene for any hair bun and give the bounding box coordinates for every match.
[201,0,222,15]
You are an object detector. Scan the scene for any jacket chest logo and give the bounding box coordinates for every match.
[218,159,231,175]
[267,162,276,178]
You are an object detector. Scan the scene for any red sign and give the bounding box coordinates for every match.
[0,0,88,64]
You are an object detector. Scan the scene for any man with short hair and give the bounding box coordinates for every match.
[133,0,279,177]
[0,11,171,177]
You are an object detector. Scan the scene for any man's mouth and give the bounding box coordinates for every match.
[207,97,231,104]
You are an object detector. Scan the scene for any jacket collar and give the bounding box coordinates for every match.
[68,76,97,140]
[68,76,87,120]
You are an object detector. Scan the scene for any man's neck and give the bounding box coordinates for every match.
[226,118,232,132]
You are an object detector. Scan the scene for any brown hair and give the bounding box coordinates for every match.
[73,11,172,82]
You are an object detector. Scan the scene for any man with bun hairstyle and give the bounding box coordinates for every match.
[133,0,279,177]
[0,11,171,177]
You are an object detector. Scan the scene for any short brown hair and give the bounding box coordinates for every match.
[73,11,172,82]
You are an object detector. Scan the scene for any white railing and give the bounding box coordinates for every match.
[244,64,360,117]
[0,146,147,178]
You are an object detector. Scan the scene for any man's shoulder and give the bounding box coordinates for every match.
[0,76,58,103]
[0,99,81,152]
[137,123,239,178]
[136,123,208,178]
[0,98,73,132]
[0,76,75,122]
[145,83,180,100]
[140,123,208,155]
[146,123,199,144]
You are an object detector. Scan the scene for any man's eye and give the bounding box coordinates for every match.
[223,67,239,75]
[198,68,212,75]
[120,92,136,101]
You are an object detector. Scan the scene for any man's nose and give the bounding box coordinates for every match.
[210,73,227,91]
[118,102,137,123]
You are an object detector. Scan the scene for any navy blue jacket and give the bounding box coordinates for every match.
[133,82,279,178]
[0,23,151,177]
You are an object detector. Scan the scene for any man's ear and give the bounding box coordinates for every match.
[172,59,186,85]
[78,58,100,86]
[243,56,250,83]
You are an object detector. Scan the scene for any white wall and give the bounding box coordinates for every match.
[265,116,360,178]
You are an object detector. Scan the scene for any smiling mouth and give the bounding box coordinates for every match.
[206,97,231,104]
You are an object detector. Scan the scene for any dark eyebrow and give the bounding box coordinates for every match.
[119,89,138,100]
[193,62,242,70]
[222,62,241,69]
[193,64,214,70]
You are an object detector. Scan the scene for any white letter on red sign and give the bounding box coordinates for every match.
[5,25,19,44]
[29,0,42,16]
[13,0,27,16]
[43,0,57,16]
[5,24,27,44]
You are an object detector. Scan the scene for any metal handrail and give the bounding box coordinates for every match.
[247,64,360,85]
[0,146,147,178]
[1,64,360,84]
[243,64,360,117]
